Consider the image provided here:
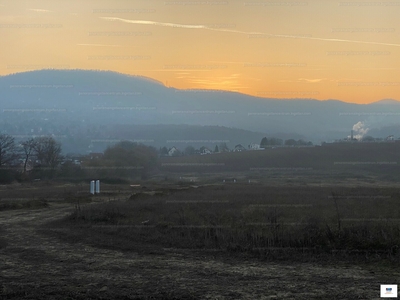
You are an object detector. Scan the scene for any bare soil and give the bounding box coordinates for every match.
[0,200,399,299]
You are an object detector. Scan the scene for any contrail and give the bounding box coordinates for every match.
[77,43,122,47]
[100,18,206,29]
[100,17,400,47]
[28,8,52,13]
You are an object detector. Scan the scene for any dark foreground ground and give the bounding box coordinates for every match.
[0,194,399,299]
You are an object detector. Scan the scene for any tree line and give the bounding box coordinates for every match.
[159,137,313,157]
[0,132,313,183]
[260,137,313,147]
[0,134,158,183]
[84,141,158,181]
[0,134,63,182]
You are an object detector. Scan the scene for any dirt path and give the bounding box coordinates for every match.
[0,203,398,299]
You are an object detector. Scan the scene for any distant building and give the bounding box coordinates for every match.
[200,147,212,155]
[386,135,395,141]
[89,152,104,160]
[248,143,261,150]
[168,146,179,156]
[233,144,246,152]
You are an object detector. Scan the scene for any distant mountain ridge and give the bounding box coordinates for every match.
[370,99,400,105]
[1,69,400,153]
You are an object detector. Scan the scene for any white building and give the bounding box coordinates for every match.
[386,135,395,141]
[168,146,179,156]
[248,143,261,150]
[233,144,246,152]
[200,147,212,155]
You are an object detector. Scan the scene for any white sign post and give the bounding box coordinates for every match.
[90,180,95,194]
[95,180,100,194]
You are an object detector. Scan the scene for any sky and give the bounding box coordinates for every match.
[1,0,399,104]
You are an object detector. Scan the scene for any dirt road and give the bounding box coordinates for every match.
[0,203,398,299]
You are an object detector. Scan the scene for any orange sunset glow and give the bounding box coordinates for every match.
[1,0,399,103]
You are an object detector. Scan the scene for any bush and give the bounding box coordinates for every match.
[0,198,49,211]
[0,227,7,249]
[0,169,16,184]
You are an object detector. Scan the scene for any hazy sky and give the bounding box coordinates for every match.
[1,0,399,103]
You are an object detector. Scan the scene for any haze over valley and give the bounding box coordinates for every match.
[2,70,400,154]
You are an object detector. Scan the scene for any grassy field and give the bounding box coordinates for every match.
[2,142,400,261]
[159,142,400,181]
[44,182,400,263]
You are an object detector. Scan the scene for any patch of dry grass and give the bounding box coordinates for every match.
[57,184,400,261]
[0,198,49,211]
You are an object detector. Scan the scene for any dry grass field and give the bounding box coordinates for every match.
[159,142,400,182]
[51,183,400,257]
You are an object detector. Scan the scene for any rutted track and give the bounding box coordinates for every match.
[0,202,397,299]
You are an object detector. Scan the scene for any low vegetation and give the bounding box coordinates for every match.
[54,184,400,261]
[0,198,49,211]
[0,226,7,249]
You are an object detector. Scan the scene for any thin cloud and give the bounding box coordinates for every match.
[208,61,244,65]
[298,78,327,83]
[350,68,396,70]
[188,77,246,90]
[334,78,360,82]
[28,9,52,13]
[100,17,400,47]
[77,43,122,47]
[278,79,327,83]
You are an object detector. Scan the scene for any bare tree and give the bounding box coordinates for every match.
[33,136,63,174]
[0,134,18,167]
[20,138,38,173]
